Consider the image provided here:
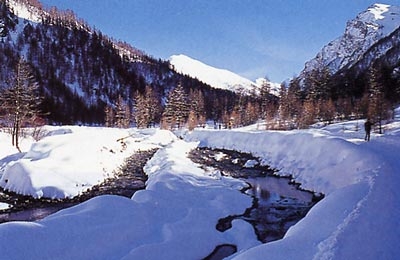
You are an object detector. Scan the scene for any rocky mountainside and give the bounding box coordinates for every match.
[302,4,400,76]
[296,3,400,101]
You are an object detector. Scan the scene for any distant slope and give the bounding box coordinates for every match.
[0,0,247,124]
[294,3,400,102]
[170,54,260,93]
[301,3,400,76]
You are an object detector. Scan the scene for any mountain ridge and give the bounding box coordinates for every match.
[169,54,280,95]
[1,0,258,125]
[300,3,400,78]
[292,2,400,105]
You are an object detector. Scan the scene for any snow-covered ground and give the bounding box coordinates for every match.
[0,115,399,259]
[0,126,176,199]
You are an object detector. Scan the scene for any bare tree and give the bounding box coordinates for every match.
[0,57,42,151]
[104,105,115,127]
[188,88,206,127]
[134,86,161,128]
[368,66,390,134]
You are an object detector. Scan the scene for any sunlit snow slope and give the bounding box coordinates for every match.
[170,54,262,93]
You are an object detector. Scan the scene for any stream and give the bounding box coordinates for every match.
[0,146,323,260]
[0,149,157,223]
[189,147,323,248]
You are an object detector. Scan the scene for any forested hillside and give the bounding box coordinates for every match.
[280,4,400,129]
[0,0,273,126]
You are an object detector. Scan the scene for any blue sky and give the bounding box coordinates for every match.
[40,0,400,82]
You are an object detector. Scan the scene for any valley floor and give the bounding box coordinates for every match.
[0,116,399,259]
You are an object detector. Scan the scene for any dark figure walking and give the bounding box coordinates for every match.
[364,119,373,141]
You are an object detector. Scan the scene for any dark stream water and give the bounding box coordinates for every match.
[0,149,157,223]
[0,146,322,260]
[190,148,323,259]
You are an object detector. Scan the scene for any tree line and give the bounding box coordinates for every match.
[1,0,399,144]
[277,61,399,130]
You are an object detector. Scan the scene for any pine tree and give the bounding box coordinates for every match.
[243,102,258,126]
[134,92,147,128]
[115,95,130,128]
[259,80,271,120]
[304,66,331,101]
[0,57,42,151]
[298,99,316,128]
[161,83,189,129]
[278,84,289,126]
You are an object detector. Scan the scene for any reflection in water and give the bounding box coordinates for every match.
[242,176,317,243]
[245,177,313,205]
[189,147,323,244]
[251,182,271,201]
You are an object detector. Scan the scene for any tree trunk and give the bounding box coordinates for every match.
[15,115,21,152]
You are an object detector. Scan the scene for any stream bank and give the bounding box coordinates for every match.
[189,147,324,243]
[0,149,157,223]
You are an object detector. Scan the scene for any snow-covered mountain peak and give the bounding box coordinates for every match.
[357,3,400,34]
[368,3,390,20]
[169,54,259,94]
[300,3,400,77]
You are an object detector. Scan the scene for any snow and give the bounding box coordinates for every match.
[169,54,281,95]
[0,202,10,210]
[244,159,258,168]
[369,3,390,20]
[255,77,281,96]
[8,0,43,23]
[0,126,176,198]
[302,3,400,77]
[170,54,269,94]
[0,115,399,259]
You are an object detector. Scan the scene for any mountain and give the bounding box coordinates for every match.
[0,0,255,125]
[301,3,400,77]
[170,54,279,95]
[296,3,400,102]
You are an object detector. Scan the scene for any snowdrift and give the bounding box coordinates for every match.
[185,128,400,259]
[0,122,399,259]
[185,129,378,194]
[0,126,176,198]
